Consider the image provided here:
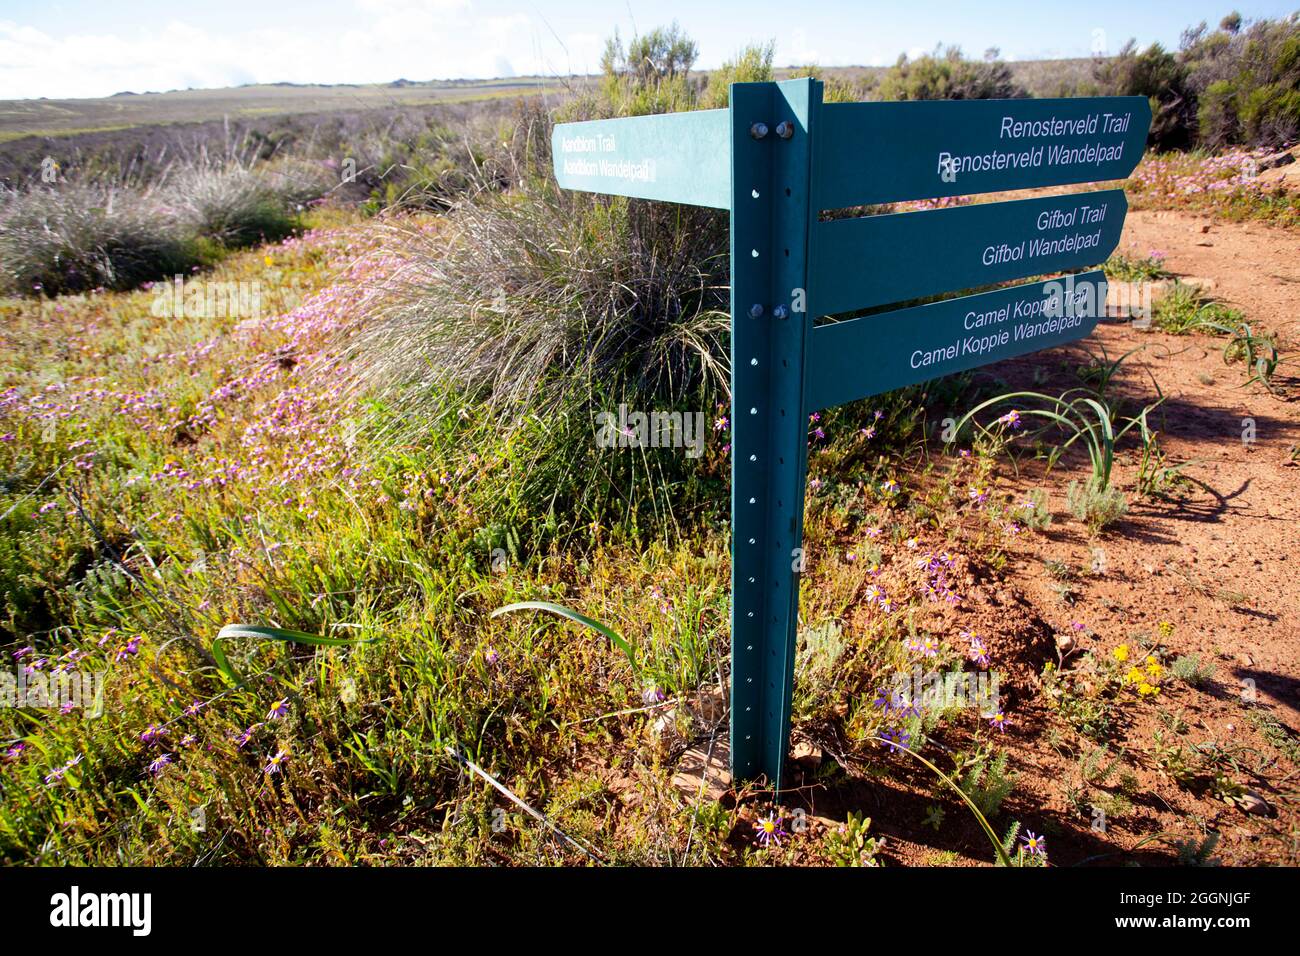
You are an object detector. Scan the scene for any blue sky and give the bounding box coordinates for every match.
[1,0,1296,100]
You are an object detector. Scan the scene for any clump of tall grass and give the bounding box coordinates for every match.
[0,183,201,296]
[347,102,731,530]
[162,158,330,248]
[1153,283,1283,390]
[0,157,333,297]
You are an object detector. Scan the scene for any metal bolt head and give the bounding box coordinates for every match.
[773,305,790,320]
[748,303,764,319]
[776,120,794,139]
[750,122,769,140]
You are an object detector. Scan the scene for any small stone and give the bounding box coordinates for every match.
[1237,653,1255,667]
[791,740,823,769]
[1056,633,1077,655]
[671,741,732,801]
[685,684,726,727]
[1258,149,1296,171]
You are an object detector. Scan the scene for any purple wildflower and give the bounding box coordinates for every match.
[263,749,289,775]
[147,753,173,776]
[140,723,166,744]
[755,813,787,848]
[880,728,912,753]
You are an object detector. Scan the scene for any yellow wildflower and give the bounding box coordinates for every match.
[1113,645,1130,663]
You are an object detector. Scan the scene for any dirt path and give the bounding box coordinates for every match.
[836,207,1300,866]
[1054,207,1300,726]
[986,208,1300,864]
[1121,209,1300,341]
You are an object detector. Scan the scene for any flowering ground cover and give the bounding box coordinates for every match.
[2,161,1297,866]
[1123,146,1300,228]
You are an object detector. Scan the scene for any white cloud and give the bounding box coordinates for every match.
[0,3,569,100]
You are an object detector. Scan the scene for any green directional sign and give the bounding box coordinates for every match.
[550,80,1150,790]
[552,109,731,209]
[807,271,1107,412]
[814,190,1127,315]
[818,97,1151,209]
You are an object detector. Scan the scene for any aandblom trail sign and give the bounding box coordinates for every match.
[553,80,1151,787]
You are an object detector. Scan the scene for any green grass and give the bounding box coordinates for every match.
[1103,252,1171,283]
[0,204,1077,865]
[2,143,1287,864]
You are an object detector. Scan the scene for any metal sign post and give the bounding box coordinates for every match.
[552,81,1151,789]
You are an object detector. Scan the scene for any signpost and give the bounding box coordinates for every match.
[552,81,1151,788]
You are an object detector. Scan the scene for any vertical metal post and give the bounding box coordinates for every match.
[728,78,821,788]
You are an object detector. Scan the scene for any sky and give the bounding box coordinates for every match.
[1,0,1296,101]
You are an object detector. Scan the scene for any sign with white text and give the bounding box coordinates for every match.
[551,82,1150,787]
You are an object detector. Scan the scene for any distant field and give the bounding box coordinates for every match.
[0,58,1099,186]
[0,77,568,143]
[1,57,1097,142]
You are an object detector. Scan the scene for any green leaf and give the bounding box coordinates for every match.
[491,601,638,675]
[213,624,367,686]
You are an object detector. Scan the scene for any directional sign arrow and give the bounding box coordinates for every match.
[817,96,1151,209]
[552,109,732,209]
[814,190,1127,315]
[806,271,1108,413]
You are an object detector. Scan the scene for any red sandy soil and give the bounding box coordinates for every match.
[772,207,1300,866]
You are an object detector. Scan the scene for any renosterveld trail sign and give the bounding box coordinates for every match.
[552,81,1151,788]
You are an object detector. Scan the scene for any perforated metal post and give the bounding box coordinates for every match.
[728,78,821,788]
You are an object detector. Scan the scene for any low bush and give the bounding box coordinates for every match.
[876,45,1026,101]
[0,183,201,296]
[163,159,330,247]
[345,102,731,530]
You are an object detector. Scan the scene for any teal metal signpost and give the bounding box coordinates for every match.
[553,81,1151,788]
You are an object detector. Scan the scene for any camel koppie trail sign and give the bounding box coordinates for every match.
[552,80,1151,788]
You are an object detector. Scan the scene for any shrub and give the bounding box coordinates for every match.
[1093,40,1194,150]
[0,183,201,296]
[597,23,699,116]
[876,46,1026,101]
[345,102,731,529]
[162,160,326,248]
[1183,13,1300,149]
[1102,13,1300,150]
[1067,478,1129,533]
[1170,653,1217,687]
[699,42,777,109]
[957,749,1017,818]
